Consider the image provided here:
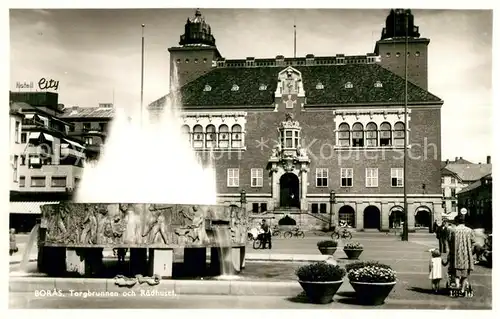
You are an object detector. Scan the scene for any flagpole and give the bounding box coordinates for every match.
[402,11,409,241]
[140,24,145,128]
[293,22,297,58]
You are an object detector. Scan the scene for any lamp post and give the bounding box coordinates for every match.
[240,190,247,206]
[329,190,336,230]
[401,11,409,241]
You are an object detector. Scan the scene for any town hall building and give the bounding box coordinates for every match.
[148,9,444,232]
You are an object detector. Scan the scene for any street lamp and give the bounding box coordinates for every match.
[329,190,336,230]
[401,10,410,241]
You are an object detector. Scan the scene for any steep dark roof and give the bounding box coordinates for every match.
[457,174,492,195]
[151,63,443,108]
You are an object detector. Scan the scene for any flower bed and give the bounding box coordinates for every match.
[344,242,364,250]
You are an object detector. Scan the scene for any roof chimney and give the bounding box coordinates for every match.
[460,157,463,160]
[455,157,458,161]
[487,156,491,164]
[446,159,449,164]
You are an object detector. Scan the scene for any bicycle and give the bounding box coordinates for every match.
[284,227,305,239]
[272,225,282,238]
[253,233,271,249]
[331,228,352,240]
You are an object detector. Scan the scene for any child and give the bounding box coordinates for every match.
[9,228,18,256]
[429,248,443,293]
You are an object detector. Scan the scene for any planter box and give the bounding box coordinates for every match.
[344,248,363,259]
[350,281,396,305]
[299,280,343,304]
[318,246,337,255]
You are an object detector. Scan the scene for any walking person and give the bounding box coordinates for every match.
[437,220,449,254]
[447,213,475,296]
[261,219,272,249]
[428,248,443,293]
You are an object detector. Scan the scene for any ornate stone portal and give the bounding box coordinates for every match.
[268,113,310,210]
[39,203,247,248]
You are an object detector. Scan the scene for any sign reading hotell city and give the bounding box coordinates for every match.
[15,77,59,91]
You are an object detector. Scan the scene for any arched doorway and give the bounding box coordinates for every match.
[280,173,300,208]
[338,205,355,228]
[389,207,404,229]
[415,207,432,228]
[278,215,297,226]
[363,206,381,230]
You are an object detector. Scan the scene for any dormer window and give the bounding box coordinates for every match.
[315,82,324,90]
[259,84,267,91]
[203,85,212,92]
[345,82,353,89]
[374,81,383,88]
[231,84,239,91]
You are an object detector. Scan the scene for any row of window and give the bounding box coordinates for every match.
[177,58,208,64]
[338,122,405,147]
[227,168,404,188]
[316,81,382,90]
[182,124,244,148]
[18,176,73,188]
[386,51,421,58]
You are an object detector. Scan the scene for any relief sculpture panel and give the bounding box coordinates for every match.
[40,202,247,248]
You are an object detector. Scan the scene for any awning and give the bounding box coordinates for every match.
[43,133,54,141]
[28,132,41,139]
[24,114,35,119]
[10,201,60,215]
[63,138,84,149]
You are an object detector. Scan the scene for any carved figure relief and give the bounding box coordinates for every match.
[40,203,247,247]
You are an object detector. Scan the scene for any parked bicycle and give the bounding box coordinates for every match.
[272,225,282,238]
[331,228,352,240]
[284,227,305,239]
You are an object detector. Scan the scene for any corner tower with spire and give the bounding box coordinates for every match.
[168,9,222,89]
[374,9,430,90]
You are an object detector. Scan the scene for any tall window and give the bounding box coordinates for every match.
[13,155,18,181]
[181,125,191,145]
[365,122,377,146]
[352,123,364,147]
[341,168,353,187]
[83,122,91,132]
[218,125,229,148]
[227,168,239,187]
[193,125,203,148]
[251,168,263,187]
[21,133,27,144]
[338,123,350,146]
[320,203,327,214]
[393,122,405,146]
[15,121,20,143]
[205,125,216,148]
[316,168,328,187]
[391,168,404,187]
[450,177,456,184]
[379,122,392,146]
[365,168,378,187]
[19,176,25,187]
[451,188,456,198]
[84,137,93,145]
[231,124,242,148]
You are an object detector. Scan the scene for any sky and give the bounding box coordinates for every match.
[9,8,493,164]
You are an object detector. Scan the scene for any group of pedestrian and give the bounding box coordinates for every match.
[428,213,477,296]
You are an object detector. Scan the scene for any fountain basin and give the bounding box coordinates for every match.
[37,202,247,278]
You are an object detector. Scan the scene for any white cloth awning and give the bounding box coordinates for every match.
[63,138,84,149]
[24,114,35,119]
[37,115,49,123]
[43,133,54,141]
[10,201,60,215]
[28,132,41,139]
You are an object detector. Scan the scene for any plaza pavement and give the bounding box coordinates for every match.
[9,232,492,309]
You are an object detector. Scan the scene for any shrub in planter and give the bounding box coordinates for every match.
[296,262,346,304]
[347,262,397,305]
[343,242,364,259]
[317,240,338,255]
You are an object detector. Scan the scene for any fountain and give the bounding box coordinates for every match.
[35,64,247,279]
